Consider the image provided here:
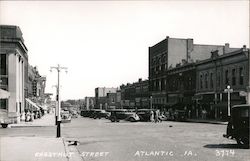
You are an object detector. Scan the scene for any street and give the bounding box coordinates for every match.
[1,117,249,161]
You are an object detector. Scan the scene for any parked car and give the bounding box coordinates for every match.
[223,104,249,148]
[173,110,187,121]
[109,109,140,122]
[61,110,71,123]
[136,109,155,122]
[92,110,110,119]
[85,109,96,118]
[80,110,88,117]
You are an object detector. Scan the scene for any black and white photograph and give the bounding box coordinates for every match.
[0,0,249,161]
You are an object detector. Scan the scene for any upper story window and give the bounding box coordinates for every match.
[0,54,7,75]
[205,73,208,89]
[232,68,236,86]
[239,67,244,85]
[225,70,229,85]
[200,74,203,89]
[210,73,214,89]
[217,71,221,87]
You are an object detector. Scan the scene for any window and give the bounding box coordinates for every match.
[210,73,213,89]
[0,99,7,110]
[205,73,208,89]
[225,70,229,85]
[239,67,244,85]
[200,75,203,89]
[0,54,7,75]
[232,69,236,86]
[217,72,221,87]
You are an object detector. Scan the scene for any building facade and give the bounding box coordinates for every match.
[95,87,118,109]
[0,25,28,123]
[195,46,249,120]
[120,79,150,109]
[149,36,239,110]
[84,97,95,110]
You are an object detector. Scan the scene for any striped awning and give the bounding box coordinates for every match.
[0,89,10,99]
[25,98,40,110]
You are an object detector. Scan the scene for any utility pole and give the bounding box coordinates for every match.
[50,64,68,138]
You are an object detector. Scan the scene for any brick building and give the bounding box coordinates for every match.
[195,46,249,120]
[120,79,149,109]
[149,36,238,110]
[95,87,118,109]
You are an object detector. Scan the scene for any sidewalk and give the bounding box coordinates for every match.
[185,118,228,125]
[9,113,56,128]
[0,136,82,161]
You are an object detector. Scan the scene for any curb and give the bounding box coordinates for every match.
[9,124,56,128]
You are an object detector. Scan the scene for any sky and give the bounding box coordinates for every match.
[0,1,249,100]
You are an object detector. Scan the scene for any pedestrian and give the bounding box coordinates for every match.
[150,110,154,122]
[155,110,160,123]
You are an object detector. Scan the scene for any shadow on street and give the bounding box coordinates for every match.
[204,143,249,149]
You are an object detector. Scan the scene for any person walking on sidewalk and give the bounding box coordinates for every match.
[154,109,160,123]
[150,110,154,122]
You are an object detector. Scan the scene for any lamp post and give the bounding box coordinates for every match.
[52,85,58,125]
[50,64,68,138]
[224,85,233,117]
[150,96,153,109]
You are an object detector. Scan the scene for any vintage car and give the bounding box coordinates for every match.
[109,109,140,122]
[61,110,71,123]
[92,110,110,119]
[136,109,155,122]
[223,104,249,148]
[173,110,187,121]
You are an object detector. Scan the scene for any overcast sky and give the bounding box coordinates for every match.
[0,1,249,100]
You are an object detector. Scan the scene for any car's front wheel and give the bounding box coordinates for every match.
[110,117,116,122]
[129,117,135,122]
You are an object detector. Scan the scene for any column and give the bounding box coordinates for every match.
[8,53,18,123]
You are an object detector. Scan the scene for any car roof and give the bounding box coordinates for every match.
[232,104,250,109]
[109,109,128,111]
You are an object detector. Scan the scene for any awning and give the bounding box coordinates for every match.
[25,98,40,110]
[165,102,178,107]
[214,101,245,109]
[0,89,10,99]
[38,105,48,110]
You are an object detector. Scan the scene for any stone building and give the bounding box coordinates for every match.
[0,25,28,123]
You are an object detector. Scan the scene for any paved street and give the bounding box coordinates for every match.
[1,117,249,161]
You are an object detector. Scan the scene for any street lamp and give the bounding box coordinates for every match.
[50,64,68,138]
[224,85,233,117]
[52,85,58,125]
[150,96,153,109]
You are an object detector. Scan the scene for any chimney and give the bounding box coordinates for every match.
[138,78,142,82]
[243,45,247,51]
[187,39,193,62]
[223,43,230,54]
[211,50,219,58]
[181,59,187,65]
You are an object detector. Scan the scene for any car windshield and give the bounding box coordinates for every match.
[240,109,249,117]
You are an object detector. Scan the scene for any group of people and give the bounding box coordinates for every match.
[150,110,162,123]
[20,110,44,122]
